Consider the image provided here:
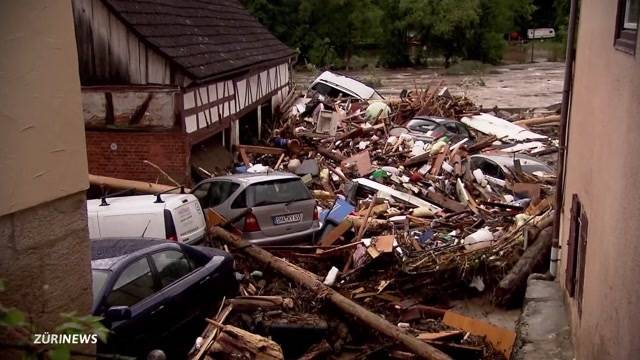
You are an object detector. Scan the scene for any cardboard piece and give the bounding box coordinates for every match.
[341,151,374,176]
[374,235,395,253]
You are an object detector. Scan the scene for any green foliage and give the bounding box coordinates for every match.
[242,0,537,68]
[56,312,110,344]
[0,280,110,360]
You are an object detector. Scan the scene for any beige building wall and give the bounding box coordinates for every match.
[0,0,89,216]
[0,0,92,335]
[559,0,640,359]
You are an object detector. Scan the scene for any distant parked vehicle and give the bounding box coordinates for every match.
[390,116,476,144]
[87,193,207,244]
[191,172,320,245]
[91,238,237,358]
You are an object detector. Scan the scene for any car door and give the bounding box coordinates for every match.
[102,256,166,355]
[148,248,201,336]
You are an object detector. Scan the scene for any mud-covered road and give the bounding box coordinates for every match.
[294,61,564,109]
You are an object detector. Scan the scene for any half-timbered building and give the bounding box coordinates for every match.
[72,0,295,184]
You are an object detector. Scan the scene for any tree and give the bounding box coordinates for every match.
[400,0,480,66]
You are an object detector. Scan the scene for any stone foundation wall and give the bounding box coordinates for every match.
[0,191,92,330]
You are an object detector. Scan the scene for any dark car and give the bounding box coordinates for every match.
[390,116,475,144]
[91,238,237,358]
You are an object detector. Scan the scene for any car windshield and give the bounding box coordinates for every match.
[250,179,311,207]
[408,120,440,133]
[92,269,110,307]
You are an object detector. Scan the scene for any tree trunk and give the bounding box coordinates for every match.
[209,226,452,360]
[493,226,553,307]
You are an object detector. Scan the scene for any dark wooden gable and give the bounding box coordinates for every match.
[101,0,296,82]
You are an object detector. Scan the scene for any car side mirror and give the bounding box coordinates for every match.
[105,306,131,322]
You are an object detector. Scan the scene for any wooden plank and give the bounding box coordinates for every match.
[234,144,285,155]
[430,145,449,176]
[318,220,353,248]
[424,190,467,212]
[404,152,431,167]
[417,331,464,341]
[239,148,251,167]
[205,209,226,227]
[423,341,483,359]
[109,11,129,81]
[91,0,110,79]
[442,311,516,359]
[374,235,395,253]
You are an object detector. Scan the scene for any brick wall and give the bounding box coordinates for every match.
[86,130,189,185]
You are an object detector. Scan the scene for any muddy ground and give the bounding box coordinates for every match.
[293,61,564,109]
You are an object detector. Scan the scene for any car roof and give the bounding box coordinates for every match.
[87,193,195,213]
[91,238,175,270]
[203,171,300,185]
[470,152,554,173]
[311,71,383,100]
[410,116,455,124]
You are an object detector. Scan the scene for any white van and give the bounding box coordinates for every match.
[87,194,207,244]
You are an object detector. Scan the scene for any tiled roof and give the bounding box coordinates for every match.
[103,0,295,80]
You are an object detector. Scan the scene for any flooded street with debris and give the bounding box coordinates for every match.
[295,62,565,109]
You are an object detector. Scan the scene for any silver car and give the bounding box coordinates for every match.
[191,172,320,245]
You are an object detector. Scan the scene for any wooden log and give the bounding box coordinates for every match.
[191,303,233,360]
[209,226,452,360]
[89,174,191,193]
[318,219,353,247]
[298,340,332,360]
[227,296,290,311]
[493,226,553,307]
[209,324,283,359]
[423,190,467,213]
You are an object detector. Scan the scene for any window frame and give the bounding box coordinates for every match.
[105,256,157,309]
[149,249,194,290]
[192,182,213,208]
[615,0,639,55]
[207,180,240,208]
[565,194,589,317]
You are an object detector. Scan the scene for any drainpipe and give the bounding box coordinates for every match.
[550,0,579,277]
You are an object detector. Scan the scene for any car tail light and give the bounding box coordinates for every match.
[313,207,319,221]
[432,129,445,139]
[164,209,178,241]
[243,212,261,232]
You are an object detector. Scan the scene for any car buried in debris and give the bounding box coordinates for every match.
[191,172,321,245]
[91,238,237,358]
[390,116,476,145]
[309,71,384,101]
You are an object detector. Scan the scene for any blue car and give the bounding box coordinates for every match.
[91,238,237,357]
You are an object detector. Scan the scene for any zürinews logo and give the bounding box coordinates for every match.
[33,332,99,345]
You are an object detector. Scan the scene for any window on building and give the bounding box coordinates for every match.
[615,0,639,54]
[565,194,589,317]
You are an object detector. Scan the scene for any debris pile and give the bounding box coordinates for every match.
[193,75,560,359]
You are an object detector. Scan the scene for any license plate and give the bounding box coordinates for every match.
[273,213,303,225]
